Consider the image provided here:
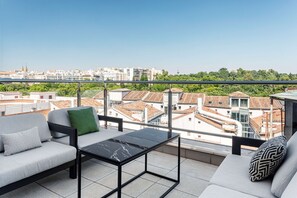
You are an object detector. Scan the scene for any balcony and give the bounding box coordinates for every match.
[0,79,295,197]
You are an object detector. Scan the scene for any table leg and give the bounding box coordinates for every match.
[118,165,122,198]
[145,153,147,172]
[78,151,81,198]
[178,136,181,182]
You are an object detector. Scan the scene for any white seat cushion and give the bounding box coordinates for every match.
[199,185,257,198]
[210,154,276,198]
[54,128,128,148]
[0,141,76,188]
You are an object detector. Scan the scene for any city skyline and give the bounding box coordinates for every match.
[1,0,297,74]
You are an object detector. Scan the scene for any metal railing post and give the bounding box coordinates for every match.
[168,85,172,133]
[77,82,81,107]
[104,83,108,128]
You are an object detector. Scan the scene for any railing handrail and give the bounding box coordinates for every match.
[2,78,297,85]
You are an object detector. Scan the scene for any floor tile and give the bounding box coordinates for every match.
[158,171,208,197]
[137,183,169,198]
[146,151,185,170]
[122,160,145,176]
[122,178,154,197]
[172,159,218,181]
[141,165,171,182]
[81,160,116,181]
[166,189,198,198]
[96,171,134,189]
[37,170,92,197]
[0,183,61,198]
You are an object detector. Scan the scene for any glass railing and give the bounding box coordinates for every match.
[0,79,292,147]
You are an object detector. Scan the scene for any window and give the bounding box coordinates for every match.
[188,118,192,121]
[219,101,222,104]
[250,112,253,115]
[109,111,112,115]
[208,101,212,104]
[115,113,118,117]
[161,105,163,108]
[241,99,248,107]
[231,99,239,107]
[227,110,230,114]
[173,106,177,110]
[40,96,44,99]
[15,96,18,98]
[179,106,181,110]
[49,95,52,99]
[198,121,201,124]
[189,106,192,108]
[215,109,217,111]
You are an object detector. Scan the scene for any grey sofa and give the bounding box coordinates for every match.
[199,133,297,198]
[0,113,77,195]
[48,106,125,149]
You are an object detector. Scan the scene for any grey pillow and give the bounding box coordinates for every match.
[1,127,42,156]
[249,136,287,182]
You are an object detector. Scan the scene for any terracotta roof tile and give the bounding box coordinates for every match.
[250,97,282,109]
[229,91,249,98]
[93,91,104,99]
[163,88,183,93]
[114,101,163,121]
[123,91,149,101]
[52,98,103,109]
[143,92,163,103]
[178,93,205,104]
[204,96,230,108]
[195,114,223,130]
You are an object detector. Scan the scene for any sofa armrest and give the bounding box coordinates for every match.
[98,115,123,132]
[48,122,78,149]
[232,136,265,155]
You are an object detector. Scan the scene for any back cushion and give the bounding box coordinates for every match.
[0,113,52,152]
[272,132,297,197]
[281,171,297,198]
[48,106,100,138]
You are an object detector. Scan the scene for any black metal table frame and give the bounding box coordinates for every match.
[78,135,180,198]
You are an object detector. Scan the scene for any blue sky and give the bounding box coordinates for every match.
[0,0,297,74]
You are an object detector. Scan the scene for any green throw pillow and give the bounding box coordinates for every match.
[68,108,99,136]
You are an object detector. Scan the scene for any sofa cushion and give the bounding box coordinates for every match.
[0,141,76,188]
[68,107,99,136]
[54,128,126,148]
[249,136,287,181]
[281,172,297,198]
[48,106,100,138]
[2,127,42,156]
[272,132,297,197]
[210,154,276,198]
[199,185,258,198]
[0,113,52,152]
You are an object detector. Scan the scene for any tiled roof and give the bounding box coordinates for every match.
[110,88,130,92]
[93,91,104,99]
[229,91,249,98]
[163,88,183,93]
[250,97,282,109]
[195,114,223,130]
[204,96,230,108]
[143,92,163,103]
[123,91,149,101]
[7,109,51,118]
[173,106,196,114]
[52,98,103,109]
[178,93,205,104]
[114,101,163,121]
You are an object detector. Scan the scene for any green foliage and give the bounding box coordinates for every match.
[1,68,295,97]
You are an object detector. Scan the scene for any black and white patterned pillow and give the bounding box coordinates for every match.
[249,136,287,182]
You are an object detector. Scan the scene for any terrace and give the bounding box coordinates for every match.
[0,79,296,198]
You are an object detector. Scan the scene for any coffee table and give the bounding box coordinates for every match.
[77,128,180,198]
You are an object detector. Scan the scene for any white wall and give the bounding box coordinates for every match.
[0,94,21,100]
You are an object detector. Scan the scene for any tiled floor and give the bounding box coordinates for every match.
[0,151,218,198]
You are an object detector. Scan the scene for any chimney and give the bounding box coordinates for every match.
[71,98,75,107]
[197,98,203,112]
